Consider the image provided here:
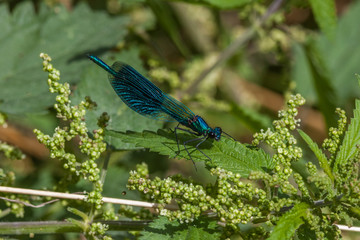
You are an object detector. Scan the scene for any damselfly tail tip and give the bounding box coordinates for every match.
[86,54,96,61]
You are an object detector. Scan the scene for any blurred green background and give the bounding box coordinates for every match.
[0,0,359,238]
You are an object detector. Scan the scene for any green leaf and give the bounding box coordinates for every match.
[0,2,128,114]
[292,43,317,104]
[72,48,163,150]
[308,0,337,39]
[293,41,337,127]
[268,202,309,240]
[318,1,360,105]
[334,99,360,172]
[140,216,220,240]
[167,0,251,9]
[106,129,274,176]
[304,41,337,128]
[293,41,337,128]
[147,0,190,57]
[293,1,360,108]
[202,0,251,9]
[297,129,334,182]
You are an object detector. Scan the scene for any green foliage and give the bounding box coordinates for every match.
[293,0,360,108]
[168,0,252,9]
[335,100,360,171]
[106,129,273,177]
[304,41,337,128]
[147,0,190,57]
[268,202,309,240]
[1,0,360,239]
[0,2,128,114]
[140,216,220,240]
[308,0,337,38]
[293,40,338,128]
[0,141,24,161]
[298,129,334,181]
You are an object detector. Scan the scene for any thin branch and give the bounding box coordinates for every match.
[185,0,284,95]
[0,220,151,234]
[336,224,360,233]
[0,196,59,208]
[0,186,178,210]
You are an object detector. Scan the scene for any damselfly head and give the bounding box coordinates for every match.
[208,127,222,141]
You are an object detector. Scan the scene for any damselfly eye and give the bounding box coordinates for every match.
[208,131,215,138]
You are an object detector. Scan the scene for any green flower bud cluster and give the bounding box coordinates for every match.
[0,112,25,161]
[103,203,118,221]
[35,53,107,209]
[5,195,28,218]
[87,222,109,237]
[334,145,360,206]
[307,162,335,199]
[0,141,25,160]
[322,108,346,163]
[128,163,267,229]
[301,210,342,239]
[293,173,310,198]
[0,112,6,126]
[0,170,25,218]
[0,115,26,217]
[118,205,153,220]
[240,226,268,239]
[252,94,305,194]
[0,169,15,186]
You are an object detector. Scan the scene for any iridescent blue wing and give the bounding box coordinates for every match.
[109,62,195,123]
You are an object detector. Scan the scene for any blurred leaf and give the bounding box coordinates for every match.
[147,0,190,57]
[305,41,337,128]
[293,41,337,128]
[203,0,251,8]
[0,2,128,114]
[334,99,360,172]
[308,0,337,39]
[231,102,272,132]
[167,0,251,9]
[140,216,220,240]
[72,48,163,150]
[318,1,360,105]
[106,129,274,176]
[297,129,333,182]
[293,1,360,108]
[268,202,309,240]
[292,43,317,104]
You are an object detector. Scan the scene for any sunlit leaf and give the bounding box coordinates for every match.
[334,99,360,172]
[268,202,309,240]
[298,129,333,181]
[106,129,274,176]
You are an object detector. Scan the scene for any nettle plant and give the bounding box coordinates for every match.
[2,53,359,239]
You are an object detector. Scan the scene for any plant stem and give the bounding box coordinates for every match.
[0,186,178,210]
[0,220,151,235]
